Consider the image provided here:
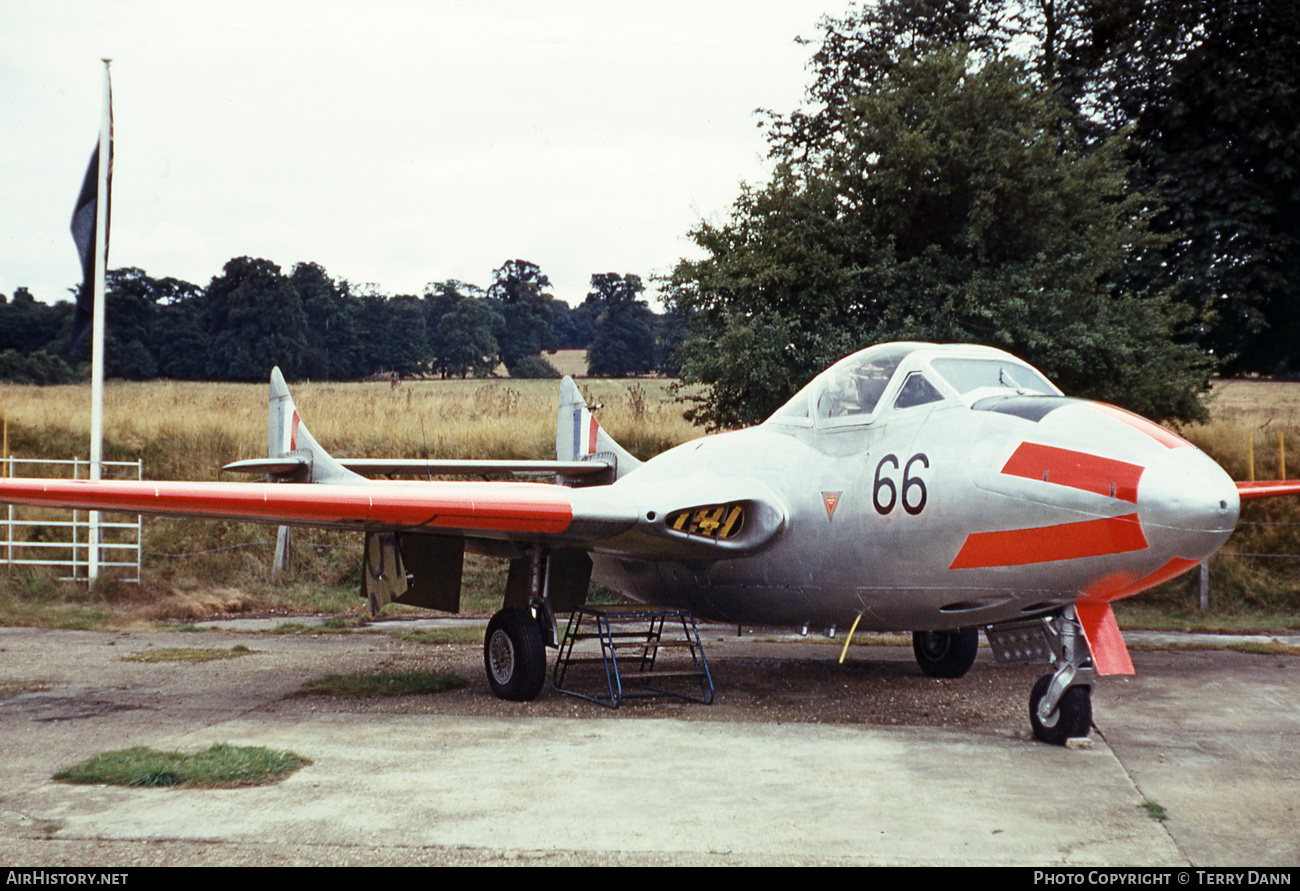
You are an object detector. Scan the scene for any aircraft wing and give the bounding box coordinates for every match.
[0,475,789,560]
[1236,480,1300,500]
[0,477,636,542]
[223,457,612,479]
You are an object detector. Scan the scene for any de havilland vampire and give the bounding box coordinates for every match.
[3,342,1295,743]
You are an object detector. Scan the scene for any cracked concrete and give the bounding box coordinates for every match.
[0,623,1294,866]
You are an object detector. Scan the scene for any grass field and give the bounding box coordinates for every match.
[1,367,1299,631]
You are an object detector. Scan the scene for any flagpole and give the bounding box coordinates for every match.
[88,58,111,582]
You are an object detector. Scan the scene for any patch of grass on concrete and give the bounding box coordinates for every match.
[1130,638,1300,657]
[267,617,362,634]
[302,670,467,696]
[389,626,484,645]
[123,645,252,663]
[1141,799,1169,822]
[53,743,310,788]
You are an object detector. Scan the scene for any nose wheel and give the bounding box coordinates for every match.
[1029,673,1092,744]
[1029,608,1095,744]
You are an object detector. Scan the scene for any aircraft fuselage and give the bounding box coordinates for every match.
[591,349,1238,633]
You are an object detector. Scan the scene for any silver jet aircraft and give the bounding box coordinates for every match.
[2,342,1292,743]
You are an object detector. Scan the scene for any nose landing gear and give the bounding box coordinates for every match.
[985,607,1095,744]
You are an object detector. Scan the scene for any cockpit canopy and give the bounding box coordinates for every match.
[768,342,1060,429]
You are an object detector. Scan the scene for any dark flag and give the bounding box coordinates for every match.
[69,115,112,354]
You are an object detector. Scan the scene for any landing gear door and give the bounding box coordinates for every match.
[362,531,464,615]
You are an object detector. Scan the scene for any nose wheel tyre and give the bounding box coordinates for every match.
[484,608,547,701]
[912,628,979,678]
[1029,673,1092,744]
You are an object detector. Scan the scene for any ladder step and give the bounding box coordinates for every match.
[552,606,714,709]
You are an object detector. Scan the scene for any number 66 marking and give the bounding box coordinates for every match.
[873,453,929,515]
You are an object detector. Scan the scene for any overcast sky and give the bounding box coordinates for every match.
[1,0,833,309]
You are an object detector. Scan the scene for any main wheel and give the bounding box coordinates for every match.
[1029,673,1092,744]
[912,628,979,678]
[484,608,547,701]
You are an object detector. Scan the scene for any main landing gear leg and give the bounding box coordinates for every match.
[1029,607,1094,745]
[483,549,557,702]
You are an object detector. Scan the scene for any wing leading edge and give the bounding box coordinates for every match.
[1236,480,1300,500]
[0,477,651,546]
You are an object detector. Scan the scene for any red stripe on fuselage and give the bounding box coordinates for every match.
[1001,442,1144,503]
[949,514,1148,569]
[1079,556,1200,603]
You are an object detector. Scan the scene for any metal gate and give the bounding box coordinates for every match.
[2,457,142,582]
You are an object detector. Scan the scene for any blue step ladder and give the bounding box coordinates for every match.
[552,606,715,708]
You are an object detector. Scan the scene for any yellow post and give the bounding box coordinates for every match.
[838,613,864,664]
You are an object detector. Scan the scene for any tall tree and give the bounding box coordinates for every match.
[487,259,556,373]
[291,262,363,381]
[202,257,309,381]
[586,273,656,377]
[354,291,429,377]
[432,295,503,378]
[670,50,1209,429]
[0,288,68,355]
[782,1,1300,372]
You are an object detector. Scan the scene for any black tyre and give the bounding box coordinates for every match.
[1029,673,1093,745]
[484,607,547,701]
[912,628,979,678]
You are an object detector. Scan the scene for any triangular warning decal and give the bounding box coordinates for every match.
[822,491,841,520]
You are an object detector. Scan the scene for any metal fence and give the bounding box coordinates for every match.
[2,457,142,582]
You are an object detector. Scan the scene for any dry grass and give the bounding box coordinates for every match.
[3,373,1300,628]
[0,373,698,477]
[0,372,701,626]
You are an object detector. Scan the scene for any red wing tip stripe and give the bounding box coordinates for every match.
[1001,442,1144,503]
[950,514,1148,569]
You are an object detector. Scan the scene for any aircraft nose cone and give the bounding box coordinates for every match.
[1138,447,1239,556]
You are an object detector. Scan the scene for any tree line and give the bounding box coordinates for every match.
[668,0,1299,427]
[0,258,682,384]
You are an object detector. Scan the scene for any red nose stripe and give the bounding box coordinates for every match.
[1090,403,1192,449]
[1001,442,1143,502]
[950,514,1148,569]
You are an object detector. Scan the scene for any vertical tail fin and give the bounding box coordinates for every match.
[266,367,365,484]
[556,376,641,482]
